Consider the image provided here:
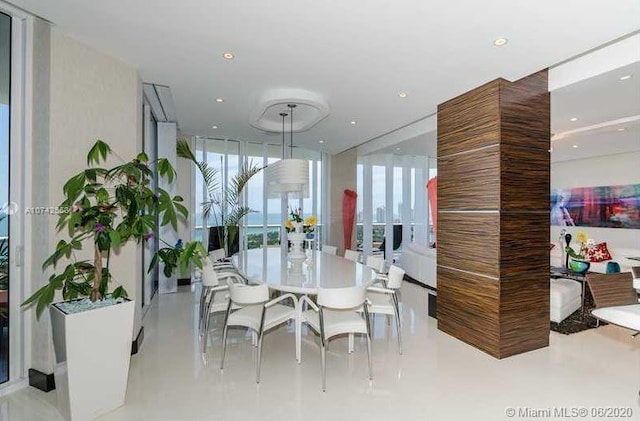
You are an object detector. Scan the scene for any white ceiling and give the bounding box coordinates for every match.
[12,0,640,154]
[551,61,640,162]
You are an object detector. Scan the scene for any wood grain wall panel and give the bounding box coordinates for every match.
[438,146,500,211]
[500,145,550,212]
[500,72,550,151]
[438,80,500,157]
[500,213,550,281]
[438,213,500,278]
[436,266,500,358]
[437,69,550,359]
[499,280,549,357]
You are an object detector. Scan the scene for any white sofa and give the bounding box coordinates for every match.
[397,242,437,289]
[550,244,640,274]
[550,278,582,323]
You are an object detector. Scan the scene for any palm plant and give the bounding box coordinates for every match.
[22,140,206,317]
[176,138,263,255]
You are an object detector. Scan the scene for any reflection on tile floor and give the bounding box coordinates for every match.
[1,282,639,420]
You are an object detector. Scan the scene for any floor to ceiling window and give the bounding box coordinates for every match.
[356,152,436,264]
[193,137,325,252]
[0,10,11,384]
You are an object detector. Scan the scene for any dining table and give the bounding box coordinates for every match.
[232,247,378,295]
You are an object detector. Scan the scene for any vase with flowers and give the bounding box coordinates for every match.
[285,208,317,259]
[565,230,591,274]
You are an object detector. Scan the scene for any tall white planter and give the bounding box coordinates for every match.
[50,300,135,421]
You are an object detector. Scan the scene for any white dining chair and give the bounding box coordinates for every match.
[321,245,338,255]
[209,248,236,271]
[364,265,405,354]
[220,283,299,383]
[298,286,372,391]
[344,249,360,262]
[366,255,386,275]
[199,258,246,352]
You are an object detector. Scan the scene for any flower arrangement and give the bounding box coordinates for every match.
[565,230,591,260]
[285,208,317,234]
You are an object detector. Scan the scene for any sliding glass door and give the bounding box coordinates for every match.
[0,11,11,384]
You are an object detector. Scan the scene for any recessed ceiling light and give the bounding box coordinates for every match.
[215,98,224,103]
[572,144,578,148]
[318,140,324,144]
[398,91,407,98]
[395,147,401,151]
[493,38,508,47]
[617,128,626,131]
[619,75,632,81]
[569,117,578,122]
[211,125,218,129]
[222,52,235,60]
[350,121,357,125]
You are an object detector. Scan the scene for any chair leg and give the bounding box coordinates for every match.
[220,324,229,370]
[348,333,354,353]
[392,294,402,355]
[198,286,210,336]
[321,341,327,392]
[252,330,258,347]
[201,295,216,353]
[366,333,373,381]
[256,330,264,384]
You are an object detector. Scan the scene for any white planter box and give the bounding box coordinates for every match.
[50,299,135,421]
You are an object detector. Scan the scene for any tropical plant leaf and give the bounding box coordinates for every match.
[87,140,112,165]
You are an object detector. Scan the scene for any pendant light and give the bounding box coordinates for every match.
[265,103,310,198]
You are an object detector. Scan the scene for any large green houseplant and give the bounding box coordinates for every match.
[22,140,206,316]
[176,138,263,256]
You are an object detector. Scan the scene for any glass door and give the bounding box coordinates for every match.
[0,11,11,384]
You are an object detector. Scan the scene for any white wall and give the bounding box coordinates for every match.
[29,25,144,373]
[551,151,640,250]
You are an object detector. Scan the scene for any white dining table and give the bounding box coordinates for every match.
[232,248,378,294]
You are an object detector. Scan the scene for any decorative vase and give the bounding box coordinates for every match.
[569,258,590,274]
[288,232,306,260]
[305,232,315,240]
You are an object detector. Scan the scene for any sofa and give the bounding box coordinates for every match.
[397,242,437,289]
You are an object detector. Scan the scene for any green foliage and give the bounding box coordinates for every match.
[22,140,205,319]
[177,138,264,255]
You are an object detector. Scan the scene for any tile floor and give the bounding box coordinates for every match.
[1,282,639,420]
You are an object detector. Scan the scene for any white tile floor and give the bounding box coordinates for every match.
[1,282,639,421]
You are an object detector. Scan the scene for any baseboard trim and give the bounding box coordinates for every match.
[28,368,55,392]
[131,326,144,355]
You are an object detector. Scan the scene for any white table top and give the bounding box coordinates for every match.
[232,248,377,294]
[592,304,640,331]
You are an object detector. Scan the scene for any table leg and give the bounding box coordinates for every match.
[580,280,586,314]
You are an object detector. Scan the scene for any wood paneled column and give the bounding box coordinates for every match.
[436,70,550,359]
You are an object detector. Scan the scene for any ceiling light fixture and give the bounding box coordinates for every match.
[264,104,309,199]
[350,120,357,125]
[619,75,632,81]
[493,38,508,46]
[211,125,218,129]
[222,52,235,60]
[318,140,324,144]
[617,128,626,131]
[569,117,578,122]
[572,144,578,148]
[398,91,407,98]
[395,147,401,151]
[215,98,224,103]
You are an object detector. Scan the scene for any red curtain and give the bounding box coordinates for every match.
[427,177,437,243]
[342,189,358,249]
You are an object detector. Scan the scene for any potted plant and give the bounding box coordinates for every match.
[565,230,591,274]
[22,140,205,421]
[176,139,263,256]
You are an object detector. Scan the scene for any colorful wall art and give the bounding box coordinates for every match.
[551,184,640,229]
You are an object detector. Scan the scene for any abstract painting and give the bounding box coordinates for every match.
[551,184,640,229]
